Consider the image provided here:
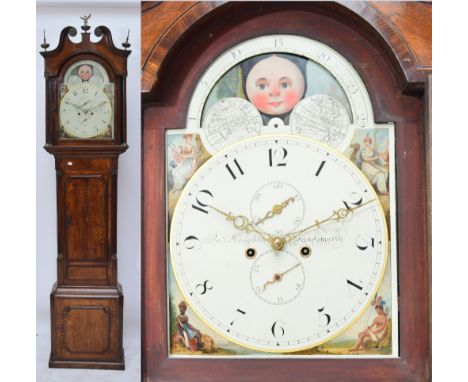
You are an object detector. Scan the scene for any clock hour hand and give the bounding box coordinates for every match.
[209,205,274,243]
[66,99,92,112]
[83,101,107,113]
[254,196,295,226]
[282,199,377,244]
[67,101,85,111]
[80,99,91,108]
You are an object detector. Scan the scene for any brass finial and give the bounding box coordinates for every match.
[122,29,131,49]
[41,29,50,51]
[80,14,91,32]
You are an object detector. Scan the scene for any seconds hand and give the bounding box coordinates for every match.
[262,262,301,290]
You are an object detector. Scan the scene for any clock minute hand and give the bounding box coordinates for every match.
[282,199,377,244]
[209,205,274,243]
[79,99,92,109]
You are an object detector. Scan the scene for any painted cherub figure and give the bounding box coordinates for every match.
[241,54,307,124]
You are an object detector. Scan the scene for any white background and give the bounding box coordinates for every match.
[0,1,465,381]
[35,1,140,381]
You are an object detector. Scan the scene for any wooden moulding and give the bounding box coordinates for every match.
[141,1,431,96]
[41,25,130,149]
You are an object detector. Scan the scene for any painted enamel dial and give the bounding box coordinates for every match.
[170,134,388,353]
[59,83,112,138]
[186,35,374,154]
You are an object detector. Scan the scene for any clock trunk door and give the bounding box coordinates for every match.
[62,174,109,285]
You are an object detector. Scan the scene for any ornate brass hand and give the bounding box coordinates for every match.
[83,101,107,113]
[282,199,377,244]
[67,101,86,111]
[262,262,301,290]
[209,205,274,244]
[254,196,295,226]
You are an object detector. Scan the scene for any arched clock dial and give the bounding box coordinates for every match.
[59,58,115,139]
[170,134,388,353]
[186,35,374,154]
[59,83,112,138]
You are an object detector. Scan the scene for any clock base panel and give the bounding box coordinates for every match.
[49,283,125,370]
[48,351,125,370]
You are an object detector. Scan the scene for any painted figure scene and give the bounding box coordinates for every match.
[344,128,391,225]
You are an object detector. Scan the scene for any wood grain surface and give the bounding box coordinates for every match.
[141,1,431,95]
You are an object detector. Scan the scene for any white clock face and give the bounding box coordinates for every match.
[170,135,388,353]
[59,83,112,138]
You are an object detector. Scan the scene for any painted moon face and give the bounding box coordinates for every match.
[245,55,305,116]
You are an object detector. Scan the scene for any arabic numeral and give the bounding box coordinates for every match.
[274,38,283,47]
[183,235,201,250]
[268,147,288,167]
[315,50,330,62]
[191,189,214,214]
[343,192,363,210]
[355,235,375,251]
[271,320,286,338]
[225,158,245,180]
[231,48,242,60]
[347,82,359,95]
[318,307,331,327]
[357,114,368,128]
[195,280,213,295]
[230,308,246,326]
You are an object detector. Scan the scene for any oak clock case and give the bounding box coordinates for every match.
[40,19,130,370]
[165,34,398,358]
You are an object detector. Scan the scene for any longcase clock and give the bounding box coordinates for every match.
[40,16,131,370]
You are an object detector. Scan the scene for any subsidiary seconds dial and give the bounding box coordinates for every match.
[170,135,388,352]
